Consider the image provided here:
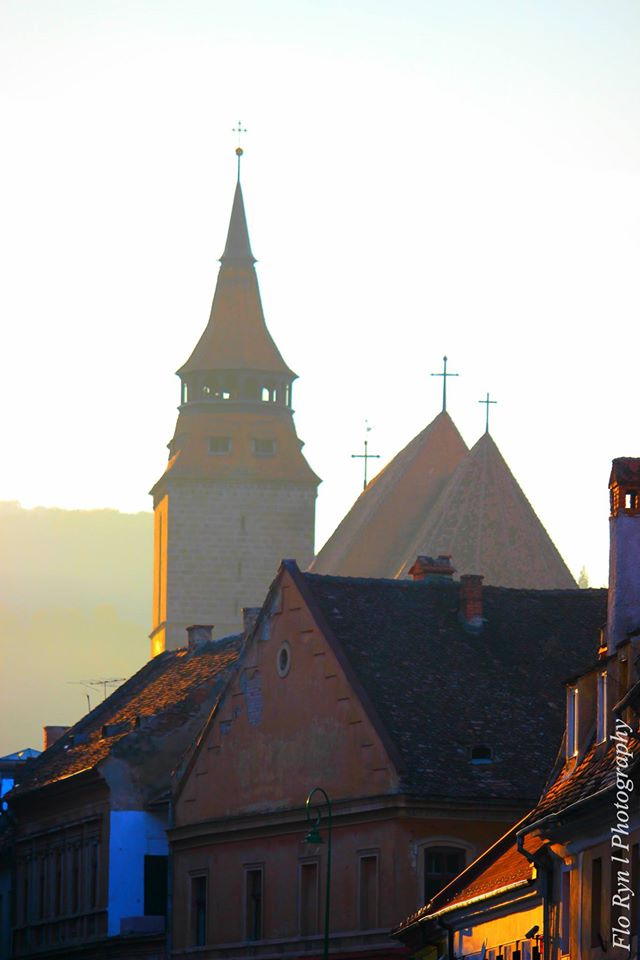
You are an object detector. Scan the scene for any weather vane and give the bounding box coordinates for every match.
[431,356,459,412]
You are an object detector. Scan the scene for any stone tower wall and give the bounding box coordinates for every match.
[152,480,316,653]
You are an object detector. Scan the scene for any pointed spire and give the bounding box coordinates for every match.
[177,149,294,379]
[221,176,255,263]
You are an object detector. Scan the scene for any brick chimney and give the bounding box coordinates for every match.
[408,555,456,582]
[43,725,70,750]
[186,624,213,651]
[607,458,640,654]
[460,574,484,621]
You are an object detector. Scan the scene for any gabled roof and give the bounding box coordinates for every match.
[310,412,468,577]
[177,181,294,378]
[298,569,607,802]
[397,432,576,588]
[10,636,241,803]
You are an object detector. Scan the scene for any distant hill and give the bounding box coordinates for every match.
[0,503,152,756]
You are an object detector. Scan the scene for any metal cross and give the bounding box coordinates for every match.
[431,356,459,412]
[232,122,247,180]
[351,422,381,491]
[479,392,497,433]
[232,121,247,146]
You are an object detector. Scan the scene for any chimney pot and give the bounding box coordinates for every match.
[43,725,70,751]
[408,554,456,581]
[186,624,213,650]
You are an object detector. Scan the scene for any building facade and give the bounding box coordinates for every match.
[169,558,606,959]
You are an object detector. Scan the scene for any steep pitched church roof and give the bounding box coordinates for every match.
[310,412,468,577]
[396,431,576,588]
[312,408,575,589]
[177,180,294,378]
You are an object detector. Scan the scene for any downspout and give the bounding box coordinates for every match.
[439,917,455,960]
[166,797,174,960]
[517,834,550,960]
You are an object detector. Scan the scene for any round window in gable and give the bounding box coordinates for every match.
[276,641,291,678]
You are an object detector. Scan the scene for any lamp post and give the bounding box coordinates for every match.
[304,787,332,960]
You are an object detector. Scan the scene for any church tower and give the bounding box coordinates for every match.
[150,151,320,655]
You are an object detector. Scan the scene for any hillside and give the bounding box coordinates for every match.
[0,503,152,756]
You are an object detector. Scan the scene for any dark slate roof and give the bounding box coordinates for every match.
[10,636,241,803]
[302,572,607,803]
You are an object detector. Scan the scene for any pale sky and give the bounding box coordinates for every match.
[1,0,639,588]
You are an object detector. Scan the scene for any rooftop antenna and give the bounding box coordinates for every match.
[68,678,126,708]
[351,420,381,491]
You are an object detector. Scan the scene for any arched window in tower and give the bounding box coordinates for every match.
[181,382,188,404]
[284,384,291,407]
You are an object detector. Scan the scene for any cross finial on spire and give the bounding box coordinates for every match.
[479,392,497,433]
[351,420,381,491]
[431,356,459,412]
[232,121,247,180]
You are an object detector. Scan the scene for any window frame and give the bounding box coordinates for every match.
[189,871,208,948]
[417,838,473,905]
[357,849,380,930]
[244,863,264,942]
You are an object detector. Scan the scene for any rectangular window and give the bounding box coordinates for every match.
[596,671,607,742]
[299,861,318,936]
[144,855,168,917]
[245,868,263,941]
[209,436,231,454]
[590,857,602,947]
[252,438,276,457]
[567,686,579,758]
[190,875,207,947]
[55,848,63,916]
[71,844,81,914]
[359,854,379,930]
[559,869,570,954]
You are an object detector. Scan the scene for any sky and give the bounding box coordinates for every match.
[1,0,639,589]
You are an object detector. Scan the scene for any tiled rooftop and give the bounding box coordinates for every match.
[11,636,241,800]
[303,572,607,802]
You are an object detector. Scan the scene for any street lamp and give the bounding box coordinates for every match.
[304,787,332,960]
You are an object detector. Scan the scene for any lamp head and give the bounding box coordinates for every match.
[304,825,324,845]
